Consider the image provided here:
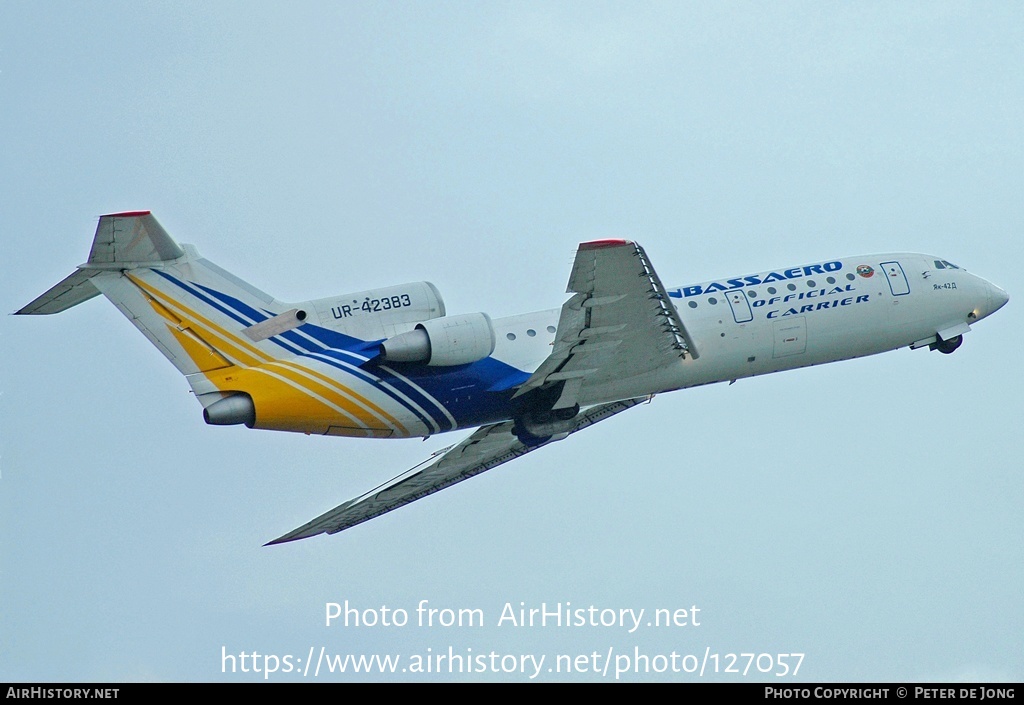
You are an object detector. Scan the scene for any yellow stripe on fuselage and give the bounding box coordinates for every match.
[140,289,234,371]
[127,272,412,436]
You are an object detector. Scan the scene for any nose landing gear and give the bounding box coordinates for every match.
[933,334,963,355]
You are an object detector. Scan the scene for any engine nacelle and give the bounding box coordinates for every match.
[203,393,256,427]
[306,281,447,340]
[381,312,496,366]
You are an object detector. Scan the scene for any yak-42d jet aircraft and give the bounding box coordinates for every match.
[18,212,1009,544]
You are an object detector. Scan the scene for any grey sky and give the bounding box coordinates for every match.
[1,1,1021,682]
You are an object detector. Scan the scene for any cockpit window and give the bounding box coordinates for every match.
[934,260,961,270]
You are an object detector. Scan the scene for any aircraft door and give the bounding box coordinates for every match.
[772,317,807,358]
[726,290,754,323]
[880,260,910,296]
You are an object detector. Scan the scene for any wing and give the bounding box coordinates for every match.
[267,397,645,544]
[268,239,685,544]
[513,239,698,406]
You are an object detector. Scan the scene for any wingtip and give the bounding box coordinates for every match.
[100,210,152,218]
[264,527,324,546]
[264,533,303,547]
[578,239,632,251]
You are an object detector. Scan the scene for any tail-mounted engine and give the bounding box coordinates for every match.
[304,281,448,340]
[203,392,256,427]
[380,312,496,366]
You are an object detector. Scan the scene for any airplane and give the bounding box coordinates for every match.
[17,211,1009,545]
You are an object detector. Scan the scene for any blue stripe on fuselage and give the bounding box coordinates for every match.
[151,271,444,432]
[374,357,531,429]
[156,272,527,433]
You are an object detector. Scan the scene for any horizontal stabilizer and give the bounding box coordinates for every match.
[15,269,100,315]
[88,211,184,265]
[18,211,185,315]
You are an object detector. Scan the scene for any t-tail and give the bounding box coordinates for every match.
[16,212,452,439]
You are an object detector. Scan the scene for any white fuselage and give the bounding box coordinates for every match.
[489,252,1007,407]
[19,212,1009,451]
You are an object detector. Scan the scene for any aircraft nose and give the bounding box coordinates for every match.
[990,283,1009,313]
[976,280,1009,320]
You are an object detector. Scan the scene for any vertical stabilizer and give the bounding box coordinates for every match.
[17,211,281,383]
[18,212,422,437]
[15,211,186,315]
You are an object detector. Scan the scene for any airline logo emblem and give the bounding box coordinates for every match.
[857,265,874,278]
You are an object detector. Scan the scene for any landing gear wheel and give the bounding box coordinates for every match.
[552,404,580,421]
[936,334,963,354]
[512,423,551,448]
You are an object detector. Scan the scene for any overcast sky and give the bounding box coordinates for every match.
[2,1,1021,682]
